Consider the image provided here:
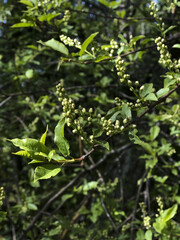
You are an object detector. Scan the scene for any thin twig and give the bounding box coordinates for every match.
[99,194,119,234]
[18,171,85,240]
[130,167,150,240]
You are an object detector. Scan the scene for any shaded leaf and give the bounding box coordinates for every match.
[80,32,99,56]
[144,93,158,101]
[38,39,69,55]
[150,126,160,141]
[54,118,70,156]
[140,83,153,98]
[34,164,61,182]
[156,87,169,98]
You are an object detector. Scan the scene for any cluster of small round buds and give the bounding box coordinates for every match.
[63,10,70,22]
[115,56,131,83]
[120,42,126,47]
[143,216,151,229]
[149,1,158,18]
[156,196,163,214]
[114,97,122,106]
[155,37,178,71]
[60,35,81,48]
[110,39,118,49]
[0,187,5,203]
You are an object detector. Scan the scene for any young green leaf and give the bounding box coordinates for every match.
[54,118,70,157]
[156,87,169,98]
[19,0,34,7]
[80,32,99,56]
[96,0,109,7]
[11,22,34,28]
[10,138,49,154]
[144,93,158,101]
[13,150,45,162]
[121,104,132,120]
[34,164,61,182]
[150,126,160,141]
[139,83,153,98]
[38,39,69,55]
[145,229,152,240]
[40,125,48,145]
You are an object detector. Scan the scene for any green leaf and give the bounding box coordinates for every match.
[11,22,34,28]
[38,13,60,22]
[109,1,122,9]
[38,39,69,55]
[19,0,33,7]
[135,229,145,240]
[93,128,103,138]
[156,87,169,98]
[40,126,48,145]
[61,194,73,201]
[153,204,178,233]
[80,32,99,56]
[95,140,110,150]
[25,69,34,79]
[144,93,158,101]
[163,25,176,35]
[95,55,110,62]
[48,150,66,162]
[161,204,178,222]
[10,138,49,154]
[145,229,152,240]
[97,0,109,7]
[13,150,45,162]
[54,118,70,157]
[129,130,155,157]
[172,43,180,48]
[27,203,38,211]
[121,104,132,119]
[34,164,61,182]
[130,35,145,46]
[150,126,160,141]
[140,83,153,98]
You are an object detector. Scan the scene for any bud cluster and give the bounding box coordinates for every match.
[149,1,164,31]
[156,196,163,216]
[60,35,81,48]
[155,37,180,72]
[63,10,70,22]
[56,80,96,144]
[115,56,131,84]
[0,187,5,206]
[139,202,151,230]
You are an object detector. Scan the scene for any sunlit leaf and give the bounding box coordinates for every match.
[80,32,99,56]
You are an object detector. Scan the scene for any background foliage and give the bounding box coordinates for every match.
[1,0,180,239]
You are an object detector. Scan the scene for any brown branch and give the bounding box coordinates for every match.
[17,171,85,240]
[60,196,89,240]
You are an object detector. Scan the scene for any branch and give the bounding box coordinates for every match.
[130,167,150,240]
[67,8,180,22]
[138,83,180,119]
[18,171,85,240]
